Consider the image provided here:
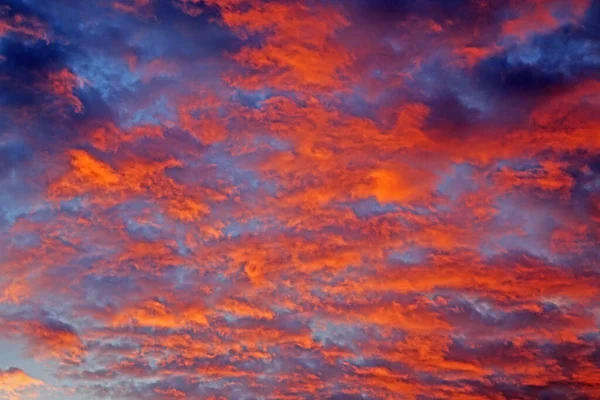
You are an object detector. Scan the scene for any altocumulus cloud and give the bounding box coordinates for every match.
[0,0,599,399]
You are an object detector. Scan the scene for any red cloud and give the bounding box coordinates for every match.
[1,0,599,398]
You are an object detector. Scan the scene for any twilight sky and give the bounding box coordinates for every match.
[0,0,600,399]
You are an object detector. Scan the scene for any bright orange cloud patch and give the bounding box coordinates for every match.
[0,368,44,400]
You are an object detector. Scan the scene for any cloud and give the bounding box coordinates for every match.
[0,368,44,400]
[0,2,50,42]
[0,0,599,398]
[0,315,85,364]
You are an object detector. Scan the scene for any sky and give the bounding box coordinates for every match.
[0,0,599,399]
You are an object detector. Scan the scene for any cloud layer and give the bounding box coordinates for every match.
[1,0,599,398]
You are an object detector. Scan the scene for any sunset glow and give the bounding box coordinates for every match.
[1,0,600,399]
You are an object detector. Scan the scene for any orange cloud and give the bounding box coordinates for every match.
[0,5,49,42]
[0,318,85,364]
[501,0,590,41]
[2,0,599,398]
[0,368,44,400]
[208,0,352,90]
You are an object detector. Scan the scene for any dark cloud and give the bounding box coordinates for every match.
[478,54,569,97]
[0,39,68,106]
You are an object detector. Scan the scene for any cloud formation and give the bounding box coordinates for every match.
[0,0,599,398]
[0,368,44,400]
